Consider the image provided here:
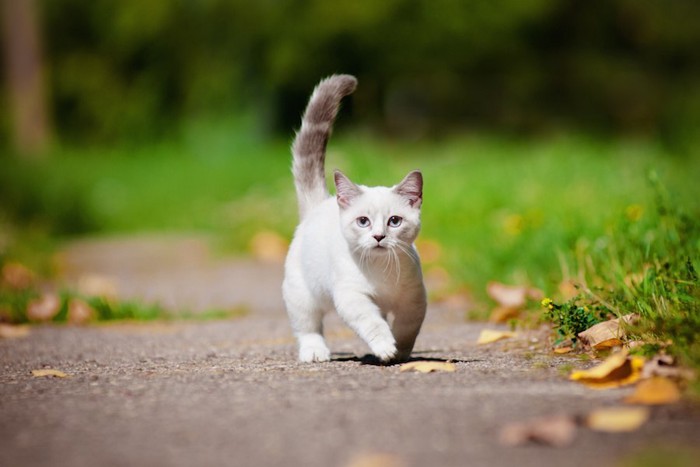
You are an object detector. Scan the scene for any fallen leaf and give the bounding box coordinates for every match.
[27,293,61,321]
[577,314,639,350]
[586,407,650,432]
[558,280,579,300]
[641,355,695,380]
[434,289,472,313]
[487,282,543,309]
[77,274,119,301]
[68,298,94,324]
[488,306,520,323]
[570,350,644,389]
[1,262,35,289]
[553,347,573,354]
[0,323,30,338]
[415,238,442,264]
[249,230,288,263]
[345,452,404,467]
[499,414,577,447]
[477,329,516,345]
[424,267,451,294]
[624,377,681,405]
[624,264,651,288]
[32,369,69,378]
[399,361,456,373]
[487,282,526,308]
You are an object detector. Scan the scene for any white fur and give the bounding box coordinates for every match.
[283,180,427,363]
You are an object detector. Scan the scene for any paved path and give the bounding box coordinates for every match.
[1,236,699,467]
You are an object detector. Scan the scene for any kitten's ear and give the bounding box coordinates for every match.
[394,170,423,208]
[334,170,362,208]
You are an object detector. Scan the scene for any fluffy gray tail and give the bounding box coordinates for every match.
[292,74,357,218]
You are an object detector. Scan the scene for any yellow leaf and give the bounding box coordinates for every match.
[553,347,573,354]
[0,323,30,338]
[624,377,681,405]
[586,407,650,432]
[477,329,516,345]
[32,369,69,378]
[570,350,644,389]
[399,361,456,373]
[249,231,288,263]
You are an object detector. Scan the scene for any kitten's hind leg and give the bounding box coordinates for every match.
[391,304,426,362]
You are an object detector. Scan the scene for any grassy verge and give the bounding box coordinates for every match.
[542,170,699,373]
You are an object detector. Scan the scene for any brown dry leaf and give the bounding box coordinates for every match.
[399,361,456,373]
[0,323,30,338]
[577,314,639,350]
[345,452,404,467]
[249,230,288,263]
[487,282,527,308]
[434,289,472,313]
[68,298,94,324]
[477,329,516,345]
[27,293,61,321]
[1,262,35,289]
[641,355,695,380]
[77,274,119,301]
[415,238,442,264]
[499,414,577,447]
[32,369,70,378]
[488,306,520,323]
[558,280,579,300]
[624,377,681,405]
[569,350,644,389]
[624,264,651,289]
[586,407,650,432]
[487,282,543,308]
[424,266,451,294]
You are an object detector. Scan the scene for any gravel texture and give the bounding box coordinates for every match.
[2,236,698,466]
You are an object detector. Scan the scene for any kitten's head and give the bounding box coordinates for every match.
[334,170,422,258]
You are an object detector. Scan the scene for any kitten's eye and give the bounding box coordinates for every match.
[356,216,371,228]
[388,216,403,227]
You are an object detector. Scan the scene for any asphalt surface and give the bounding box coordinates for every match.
[1,236,699,467]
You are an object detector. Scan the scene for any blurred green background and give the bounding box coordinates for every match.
[1,0,699,305]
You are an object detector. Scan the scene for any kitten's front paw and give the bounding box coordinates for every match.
[299,343,331,363]
[297,333,331,363]
[370,339,397,363]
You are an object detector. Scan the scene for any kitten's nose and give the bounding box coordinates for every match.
[373,235,386,243]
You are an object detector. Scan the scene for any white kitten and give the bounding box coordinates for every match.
[283,74,427,363]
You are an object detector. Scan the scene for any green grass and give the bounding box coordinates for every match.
[0,121,698,370]
[2,126,698,295]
